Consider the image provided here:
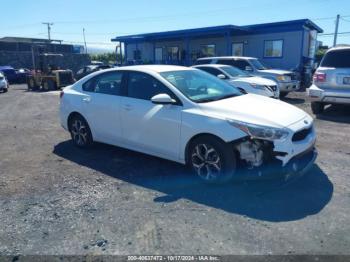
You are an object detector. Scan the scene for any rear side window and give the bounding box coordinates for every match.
[217,59,250,70]
[82,71,123,95]
[321,50,350,68]
[127,72,175,101]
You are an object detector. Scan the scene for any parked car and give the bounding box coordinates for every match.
[308,46,350,114]
[0,72,9,93]
[76,64,112,80]
[192,64,279,98]
[0,66,17,84]
[60,65,317,183]
[15,68,31,84]
[195,56,300,98]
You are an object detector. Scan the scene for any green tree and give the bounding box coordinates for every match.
[89,52,123,65]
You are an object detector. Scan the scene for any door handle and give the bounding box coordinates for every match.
[123,104,132,111]
[82,97,91,103]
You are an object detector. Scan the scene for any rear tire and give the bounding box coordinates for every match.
[68,115,93,148]
[311,102,325,115]
[41,79,56,91]
[188,135,236,184]
[3,88,7,93]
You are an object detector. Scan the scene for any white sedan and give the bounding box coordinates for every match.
[0,72,8,93]
[60,65,316,183]
[193,64,279,98]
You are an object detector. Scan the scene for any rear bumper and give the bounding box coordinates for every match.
[279,81,300,92]
[308,84,350,104]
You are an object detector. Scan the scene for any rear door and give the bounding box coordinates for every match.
[80,71,124,144]
[318,49,350,89]
[120,71,182,159]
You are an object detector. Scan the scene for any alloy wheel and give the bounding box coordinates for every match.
[71,119,88,146]
[191,143,222,181]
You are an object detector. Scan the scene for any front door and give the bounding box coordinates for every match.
[120,71,182,160]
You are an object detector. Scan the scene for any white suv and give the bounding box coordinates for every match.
[60,65,316,183]
[308,46,350,114]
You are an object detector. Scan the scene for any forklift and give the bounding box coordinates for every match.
[27,51,75,91]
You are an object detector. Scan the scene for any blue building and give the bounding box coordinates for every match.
[112,19,323,70]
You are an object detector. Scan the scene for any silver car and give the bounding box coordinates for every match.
[0,73,8,93]
[308,46,350,114]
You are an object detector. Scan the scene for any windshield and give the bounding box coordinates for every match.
[321,50,350,68]
[250,59,269,70]
[220,66,250,77]
[160,70,242,103]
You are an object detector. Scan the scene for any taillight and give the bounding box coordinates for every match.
[60,91,64,99]
[313,72,326,82]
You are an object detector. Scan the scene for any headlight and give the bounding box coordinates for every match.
[277,75,291,82]
[227,120,289,141]
[249,83,266,90]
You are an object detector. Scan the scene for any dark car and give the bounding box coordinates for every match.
[0,66,17,84]
[15,68,31,84]
[76,64,111,80]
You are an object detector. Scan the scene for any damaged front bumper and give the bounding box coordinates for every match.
[234,119,317,180]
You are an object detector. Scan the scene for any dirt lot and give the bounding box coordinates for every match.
[0,84,350,256]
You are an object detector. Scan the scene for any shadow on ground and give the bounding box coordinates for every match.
[281,96,305,105]
[53,141,333,222]
[316,104,350,124]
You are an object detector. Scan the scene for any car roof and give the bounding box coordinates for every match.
[327,45,350,52]
[193,64,231,68]
[106,65,194,74]
[197,56,256,60]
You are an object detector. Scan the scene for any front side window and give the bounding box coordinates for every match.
[160,70,242,103]
[82,72,123,95]
[127,72,174,101]
[264,40,283,58]
[197,67,224,77]
[232,43,244,56]
[201,45,216,57]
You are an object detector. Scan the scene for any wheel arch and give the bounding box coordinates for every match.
[184,133,236,165]
[67,112,89,132]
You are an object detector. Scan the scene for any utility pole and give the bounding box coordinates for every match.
[83,28,88,54]
[42,22,53,41]
[333,14,340,47]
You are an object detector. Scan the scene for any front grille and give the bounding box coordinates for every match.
[58,71,74,86]
[292,126,313,142]
[267,85,277,91]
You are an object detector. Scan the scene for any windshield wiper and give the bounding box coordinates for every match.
[196,94,239,103]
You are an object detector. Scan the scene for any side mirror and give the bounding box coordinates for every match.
[245,66,253,71]
[217,74,226,79]
[151,93,176,105]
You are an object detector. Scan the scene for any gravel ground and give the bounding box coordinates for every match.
[0,84,349,256]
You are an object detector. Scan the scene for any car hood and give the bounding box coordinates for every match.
[198,94,308,128]
[258,69,292,75]
[230,76,276,86]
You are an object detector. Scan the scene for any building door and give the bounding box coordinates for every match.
[232,43,244,56]
[155,47,163,63]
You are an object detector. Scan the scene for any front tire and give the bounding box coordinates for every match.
[188,136,236,183]
[311,102,325,115]
[69,115,93,148]
[280,92,288,98]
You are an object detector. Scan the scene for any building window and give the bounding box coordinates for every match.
[155,47,163,62]
[201,44,215,57]
[264,40,283,58]
[232,43,244,56]
[167,46,179,61]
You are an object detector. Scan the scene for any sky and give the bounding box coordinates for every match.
[1,0,350,53]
